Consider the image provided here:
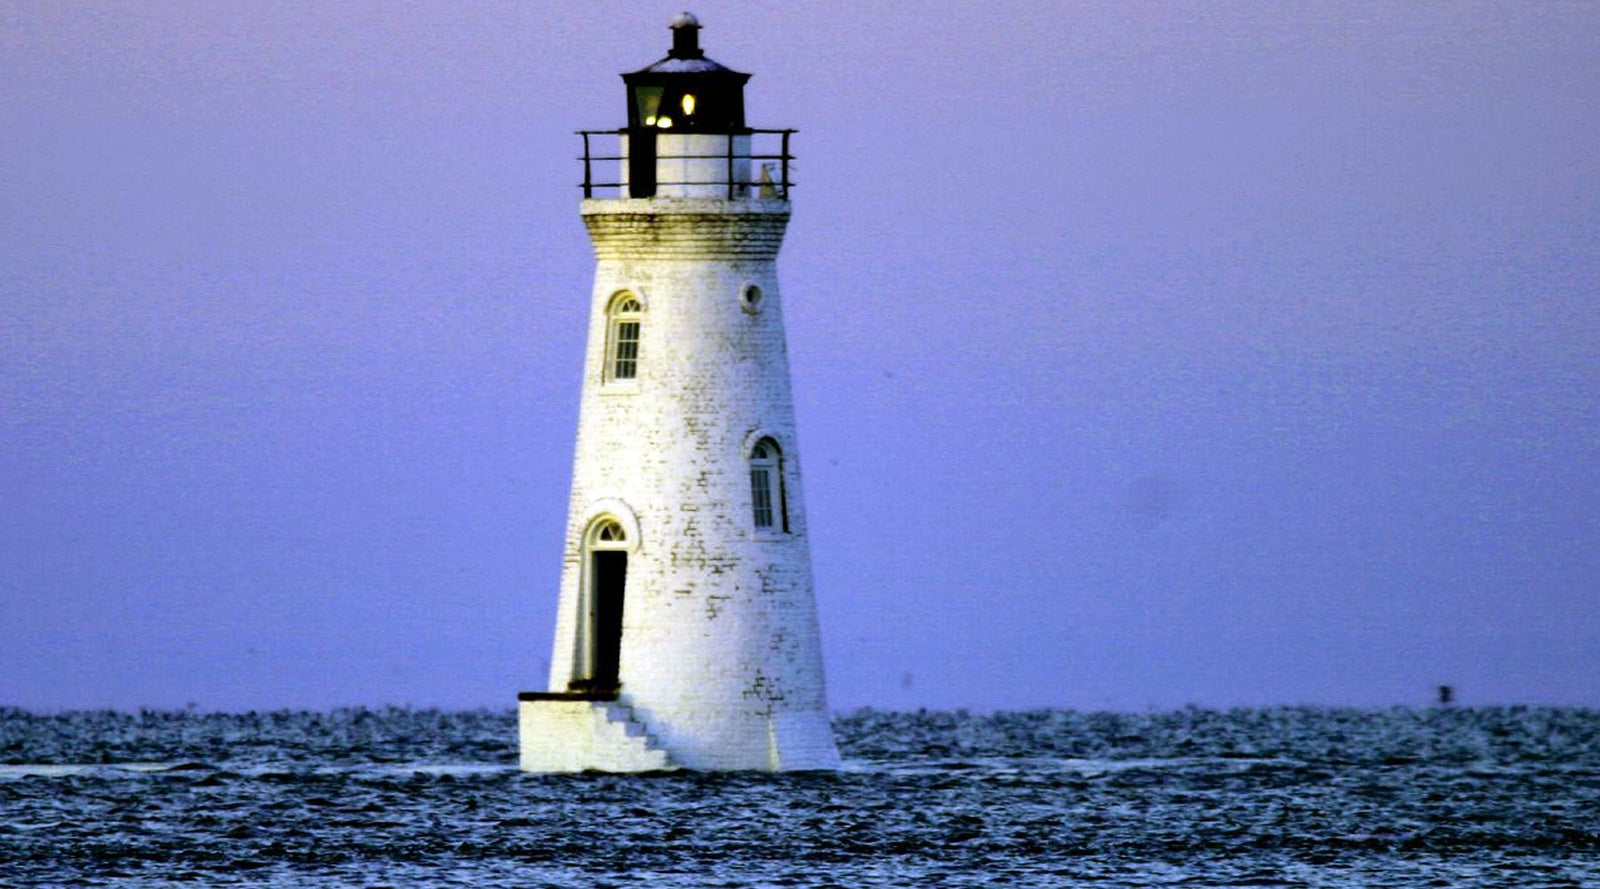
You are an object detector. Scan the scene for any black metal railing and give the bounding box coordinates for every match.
[578,128,795,199]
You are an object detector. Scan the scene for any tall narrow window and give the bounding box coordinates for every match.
[749,439,786,531]
[606,294,643,382]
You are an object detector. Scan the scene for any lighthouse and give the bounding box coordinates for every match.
[517,13,841,771]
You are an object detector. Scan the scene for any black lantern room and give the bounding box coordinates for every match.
[620,12,751,197]
[623,13,749,132]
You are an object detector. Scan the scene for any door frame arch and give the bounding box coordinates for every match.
[571,502,641,693]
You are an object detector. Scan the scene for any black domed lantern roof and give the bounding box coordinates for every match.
[622,12,750,133]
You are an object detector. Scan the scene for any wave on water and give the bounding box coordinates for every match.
[2,706,1597,887]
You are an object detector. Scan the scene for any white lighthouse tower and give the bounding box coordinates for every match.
[517,13,840,772]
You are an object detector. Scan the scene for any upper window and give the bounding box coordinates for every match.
[606,294,643,383]
[749,438,787,532]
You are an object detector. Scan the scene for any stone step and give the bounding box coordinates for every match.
[518,697,677,772]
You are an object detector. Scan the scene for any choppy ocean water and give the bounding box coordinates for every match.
[2,707,1596,887]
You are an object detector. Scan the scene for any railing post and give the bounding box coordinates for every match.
[581,132,593,198]
[781,130,792,199]
[727,134,736,199]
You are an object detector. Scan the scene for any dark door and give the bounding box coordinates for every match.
[591,551,627,691]
[628,129,657,198]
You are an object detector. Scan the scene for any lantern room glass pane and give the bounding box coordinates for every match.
[633,87,663,126]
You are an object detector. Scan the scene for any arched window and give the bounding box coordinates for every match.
[591,518,626,544]
[606,294,643,382]
[749,438,787,531]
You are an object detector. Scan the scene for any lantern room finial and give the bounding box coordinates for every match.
[669,12,703,59]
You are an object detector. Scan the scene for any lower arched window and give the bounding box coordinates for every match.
[749,438,787,531]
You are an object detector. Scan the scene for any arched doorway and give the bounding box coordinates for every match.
[574,517,628,693]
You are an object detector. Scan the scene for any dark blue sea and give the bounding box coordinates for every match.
[2,707,1596,887]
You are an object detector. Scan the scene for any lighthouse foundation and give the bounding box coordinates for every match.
[517,693,675,773]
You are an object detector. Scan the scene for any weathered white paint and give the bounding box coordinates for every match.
[517,193,841,771]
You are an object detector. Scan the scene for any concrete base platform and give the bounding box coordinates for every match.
[517,693,676,773]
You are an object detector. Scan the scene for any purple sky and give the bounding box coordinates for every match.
[3,3,1597,712]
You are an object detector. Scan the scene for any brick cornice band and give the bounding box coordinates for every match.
[583,199,791,260]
